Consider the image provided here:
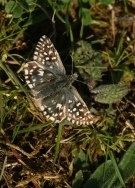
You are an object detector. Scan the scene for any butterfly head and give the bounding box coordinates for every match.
[69,73,78,85]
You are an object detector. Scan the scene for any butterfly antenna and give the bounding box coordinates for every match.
[71,56,74,75]
[70,56,88,86]
[75,79,88,86]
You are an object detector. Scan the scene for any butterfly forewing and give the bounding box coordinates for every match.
[24,35,94,125]
[33,35,66,73]
[25,61,68,99]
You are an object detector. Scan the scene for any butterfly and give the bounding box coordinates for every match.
[24,35,94,125]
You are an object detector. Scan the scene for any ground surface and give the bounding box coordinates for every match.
[0,1,135,187]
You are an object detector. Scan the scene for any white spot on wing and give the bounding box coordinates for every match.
[28,84,33,88]
[38,71,44,76]
[34,51,38,55]
[25,63,29,68]
[72,119,75,124]
[56,103,62,109]
[33,78,36,82]
[30,69,34,74]
[49,50,53,55]
[67,117,71,121]
[52,57,56,60]
[42,35,46,39]
[44,52,47,55]
[46,115,50,119]
[45,57,49,60]
[76,121,79,125]
[25,69,28,75]
[59,112,63,116]
[50,117,55,121]
[34,56,38,60]
[44,111,47,115]
[76,102,81,107]
[68,100,72,104]
[79,108,84,112]
[41,106,44,111]
[55,120,60,123]
[52,113,58,117]
[76,112,79,116]
[26,80,30,84]
[40,38,44,42]
[38,57,42,61]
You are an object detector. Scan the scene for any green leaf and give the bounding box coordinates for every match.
[72,40,105,81]
[72,170,84,188]
[83,160,114,188]
[84,143,135,188]
[91,84,128,104]
[19,0,37,12]
[12,3,23,18]
[5,0,16,13]
[72,150,89,188]
[73,150,89,170]
[54,123,62,163]
[81,8,92,26]
[82,0,90,2]
[51,0,70,10]
[114,143,135,187]
[89,0,96,3]
[99,0,113,5]
[109,151,125,187]
[5,1,23,18]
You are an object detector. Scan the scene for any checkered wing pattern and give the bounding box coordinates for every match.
[24,35,94,125]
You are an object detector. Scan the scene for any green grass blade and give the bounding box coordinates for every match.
[54,123,62,163]
[109,151,126,188]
